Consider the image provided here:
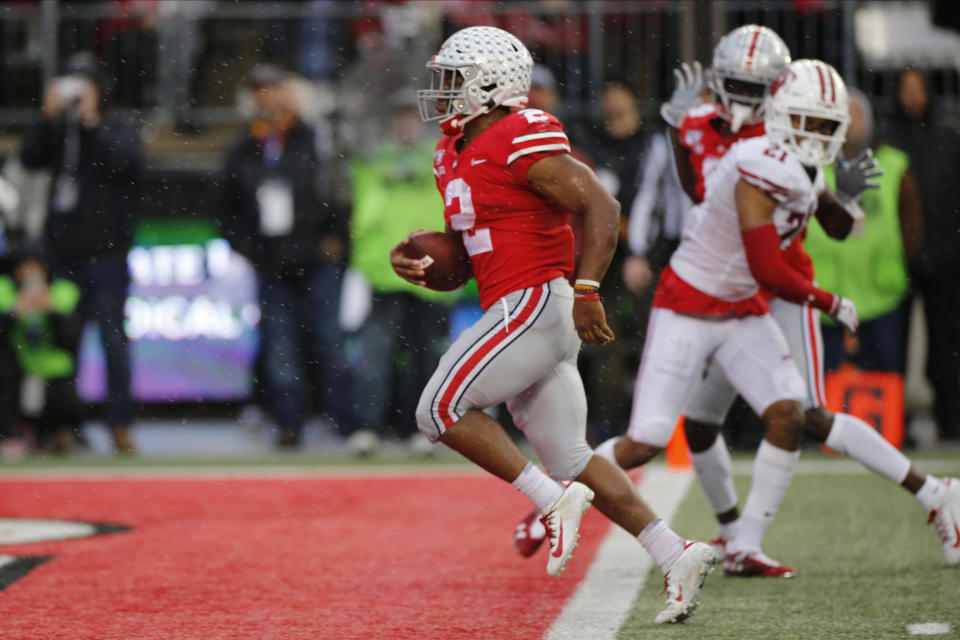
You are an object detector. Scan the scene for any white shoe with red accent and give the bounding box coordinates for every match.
[724,549,797,578]
[654,541,717,624]
[928,477,960,567]
[514,509,547,558]
[541,482,594,577]
[708,536,727,563]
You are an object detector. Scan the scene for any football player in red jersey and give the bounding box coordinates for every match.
[391,26,717,624]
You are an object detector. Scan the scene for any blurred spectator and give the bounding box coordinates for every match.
[342,96,455,454]
[298,0,342,81]
[881,68,960,442]
[218,65,349,449]
[528,64,594,168]
[569,78,649,443]
[0,175,19,258]
[339,3,442,152]
[155,0,216,129]
[573,78,647,214]
[622,127,691,334]
[528,64,562,114]
[806,89,922,375]
[18,52,141,455]
[0,245,84,454]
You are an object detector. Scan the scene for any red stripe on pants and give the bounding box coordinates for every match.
[438,286,546,428]
[805,305,826,406]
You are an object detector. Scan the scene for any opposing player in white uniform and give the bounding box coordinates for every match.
[648,28,960,575]
[516,28,960,574]
[599,58,960,573]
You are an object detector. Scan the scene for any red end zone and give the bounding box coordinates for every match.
[0,470,615,640]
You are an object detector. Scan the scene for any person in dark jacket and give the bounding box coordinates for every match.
[18,52,140,454]
[218,64,348,448]
[568,78,649,444]
[881,67,960,442]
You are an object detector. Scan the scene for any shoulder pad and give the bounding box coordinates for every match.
[497,109,570,166]
[734,137,800,202]
[681,103,722,129]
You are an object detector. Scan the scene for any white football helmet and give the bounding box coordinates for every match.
[417,26,532,131]
[763,59,851,166]
[707,25,791,132]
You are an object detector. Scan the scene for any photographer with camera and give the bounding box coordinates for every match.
[18,52,142,455]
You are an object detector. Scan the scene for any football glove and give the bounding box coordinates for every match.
[834,148,884,206]
[831,296,859,333]
[660,61,703,128]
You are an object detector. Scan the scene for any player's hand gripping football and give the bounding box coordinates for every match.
[390,230,428,286]
[573,286,615,345]
[830,296,859,334]
[660,61,703,128]
[834,148,884,206]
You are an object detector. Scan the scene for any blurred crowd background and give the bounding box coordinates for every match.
[0,0,958,458]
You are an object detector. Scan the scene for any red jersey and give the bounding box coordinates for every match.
[433,109,574,309]
[679,103,766,201]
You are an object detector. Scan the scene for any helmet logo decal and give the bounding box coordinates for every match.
[768,68,796,97]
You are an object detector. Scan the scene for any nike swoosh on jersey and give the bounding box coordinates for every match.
[471,158,488,166]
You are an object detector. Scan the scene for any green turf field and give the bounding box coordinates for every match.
[624,464,960,640]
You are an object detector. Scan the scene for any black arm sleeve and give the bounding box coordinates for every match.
[19,119,59,170]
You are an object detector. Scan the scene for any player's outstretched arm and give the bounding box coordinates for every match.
[817,148,885,239]
[814,192,855,240]
[736,178,856,331]
[527,153,618,345]
[668,127,702,203]
[660,61,703,128]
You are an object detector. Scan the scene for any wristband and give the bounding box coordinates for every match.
[574,291,602,303]
[827,295,840,316]
[574,279,601,290]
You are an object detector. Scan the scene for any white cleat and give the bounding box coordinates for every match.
[654,541,718,624]
[928,477,960,567]
[541,482,594,577]
[708,536,728,563]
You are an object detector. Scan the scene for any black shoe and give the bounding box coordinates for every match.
[276,431,301,449]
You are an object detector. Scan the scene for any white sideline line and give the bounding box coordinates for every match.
[545,469,694,640]
[906,622,951,635]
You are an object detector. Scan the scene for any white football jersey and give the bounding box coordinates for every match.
[670,135,825,301]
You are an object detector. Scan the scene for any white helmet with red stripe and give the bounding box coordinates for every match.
[418,26,532,133]
[763,59,851,166]
[707,24,791,132]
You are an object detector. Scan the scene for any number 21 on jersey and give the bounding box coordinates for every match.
[445,177,492,256]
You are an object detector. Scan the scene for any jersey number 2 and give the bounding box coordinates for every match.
[445,178,492,256]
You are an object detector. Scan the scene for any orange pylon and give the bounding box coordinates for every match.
[665,415,692,469]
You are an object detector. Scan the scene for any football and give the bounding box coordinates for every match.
[402,231,471,291]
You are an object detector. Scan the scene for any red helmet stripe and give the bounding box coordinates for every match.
[826,65,836,102]
[815,64,827,102]
[745,28,762,70]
